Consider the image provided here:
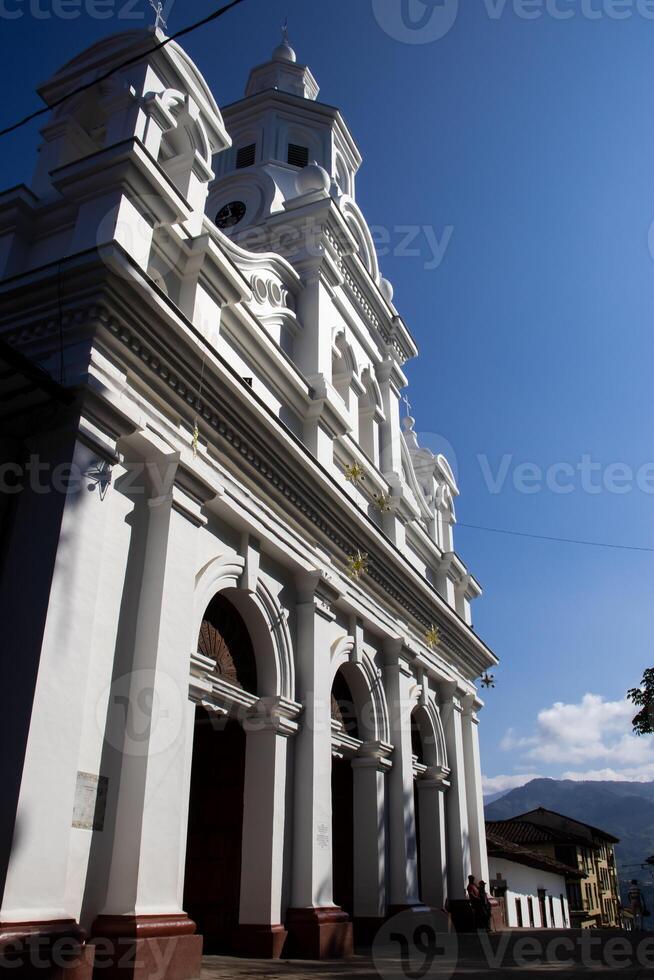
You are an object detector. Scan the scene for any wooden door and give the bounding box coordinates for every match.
[183,713,246,954]
[331,757,354,916]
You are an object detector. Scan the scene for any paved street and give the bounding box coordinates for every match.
[202,955,654,979]
[202,930,654,979]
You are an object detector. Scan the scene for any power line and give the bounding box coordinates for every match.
[458,521,654,554]
[0,0,248,139]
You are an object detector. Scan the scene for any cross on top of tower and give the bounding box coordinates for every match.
[272,17,296,64]
[148,0,166,32]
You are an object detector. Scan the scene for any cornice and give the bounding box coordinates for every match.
[0,253,497,679]
[51,137,193,226]
[221,90,363,170]
[99,304,495,674]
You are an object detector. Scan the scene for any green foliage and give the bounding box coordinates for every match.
[627,668,654,736]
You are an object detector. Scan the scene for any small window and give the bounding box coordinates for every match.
[287,143,309,168]
[236,144,256,169]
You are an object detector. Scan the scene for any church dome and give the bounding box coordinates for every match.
[295,163,330,196]
[272,39,297,63]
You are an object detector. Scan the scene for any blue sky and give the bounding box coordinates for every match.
[2,0,653,792]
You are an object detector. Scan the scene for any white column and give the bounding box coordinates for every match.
[384,645,421,909]
[462,696,489,884]
[98,452,209,919]
[0,424,119,927]
[376,361,407,549]
[352,750,390,919]
[439,682,470,900]
[416,771,449,910]
[290,573,338,910]
[238,699,300,929]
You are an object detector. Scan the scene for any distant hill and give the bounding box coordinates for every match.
[483,789,510,806]
[485,778,654,911]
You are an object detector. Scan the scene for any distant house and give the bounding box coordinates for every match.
[486,826,581,928]
[486,807,621,928]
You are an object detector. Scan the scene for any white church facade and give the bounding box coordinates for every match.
[0,27,498,979]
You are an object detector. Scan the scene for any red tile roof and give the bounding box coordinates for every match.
[486,819,563,845]
[485,828,585,879]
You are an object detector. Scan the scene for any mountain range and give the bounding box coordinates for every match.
[485,778,654,909]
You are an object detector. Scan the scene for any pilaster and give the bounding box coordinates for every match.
[351,743,392,937]
[462,695,489,884]
[415,767,450,912]
[236,697,302,959]
[383,641,424,913]
[90,444,215,980]
[0,408,125,978]
[286,570,353,959]
[438,681,471,899]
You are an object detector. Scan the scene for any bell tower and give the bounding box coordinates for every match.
[209,30,362,232]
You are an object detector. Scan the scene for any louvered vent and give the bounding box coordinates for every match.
[287,143,309,168]
[236,143,256,169]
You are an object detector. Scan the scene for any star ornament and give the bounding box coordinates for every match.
[373,492,392,513]
[347,551,369,580]
[425,625,440,650]
[344,462,366,485]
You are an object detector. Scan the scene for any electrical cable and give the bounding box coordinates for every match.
[458,522,654,554]
[0,0,249,139]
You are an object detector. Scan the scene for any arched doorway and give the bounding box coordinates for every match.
[183,592,258,954]
[331,669,359,917]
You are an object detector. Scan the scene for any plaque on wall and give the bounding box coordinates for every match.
[72,771,108,831]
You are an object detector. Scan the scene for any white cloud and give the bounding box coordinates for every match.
[562,767,654,783]
[488,693,654,783]
[482,772,542,794]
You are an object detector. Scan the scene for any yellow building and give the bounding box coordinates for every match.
[486,808,621,928]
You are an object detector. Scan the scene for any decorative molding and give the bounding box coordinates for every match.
[1,297,496,678]
[244,695,303,737]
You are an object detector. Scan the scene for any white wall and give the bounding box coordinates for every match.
[488,856,570,929]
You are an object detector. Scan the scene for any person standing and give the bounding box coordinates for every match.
[467,875,481,931]
[467,875,479,902]
[477,880,492,931]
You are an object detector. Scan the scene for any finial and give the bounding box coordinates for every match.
[272,18,297,63]
[148,0,167,31]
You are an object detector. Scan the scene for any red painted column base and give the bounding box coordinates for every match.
[0,919,94,979]
[89,913,202,980]
[285,907,353,960]
[233,923,287,959]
